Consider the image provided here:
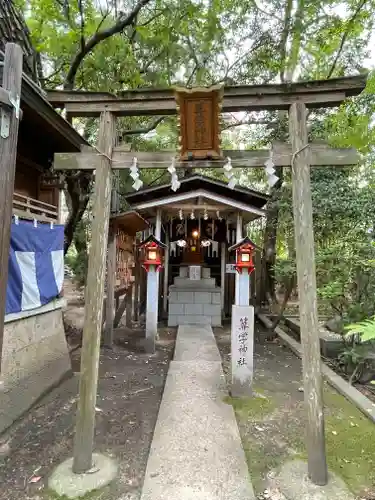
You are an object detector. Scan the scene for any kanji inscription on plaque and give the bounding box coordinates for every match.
[174,85,223,161]
[231,305,254,397]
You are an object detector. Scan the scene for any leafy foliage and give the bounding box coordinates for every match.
[345,316,375,343]
[17,0,375,320]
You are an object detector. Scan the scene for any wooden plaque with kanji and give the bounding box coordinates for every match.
[174,85,223,161]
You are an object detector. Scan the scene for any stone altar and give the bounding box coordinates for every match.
[168,266,222,327]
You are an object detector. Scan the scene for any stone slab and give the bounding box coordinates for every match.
[174,277,216,287]
[185,303,204,315]
[177,291,195,303]
[0,355,72,434]
[48,453,118,499]
[203,304,221,316]
[194,291,212,304]
[211,316,222,326]
[168,316,178,327]
[140,324,255,500]
[272,460,354,500]
[4,298,65,324]
[174,324,222,362]
[177,315,211,325]
[284,317,344,358]
[170,285,221,292]
[169,303,185,315]
[212,292,221,304]
[169,291,178,304]
[0,307,72,434]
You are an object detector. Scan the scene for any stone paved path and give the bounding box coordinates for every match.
[140,324,255,500]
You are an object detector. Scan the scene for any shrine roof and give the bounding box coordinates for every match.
[125,174,268,209]
[0,50,89,154]
[110,210,148,235]
[124,175,269,222]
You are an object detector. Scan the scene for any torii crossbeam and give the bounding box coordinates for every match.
[54,141,359,171]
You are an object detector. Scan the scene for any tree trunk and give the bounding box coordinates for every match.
[259,167,283,306]
[64,172,92,254]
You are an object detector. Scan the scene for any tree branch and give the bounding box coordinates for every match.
[223,35,270,80]
[78,0,85,52]
[139,49,165,74]
[326,0,368,79]
[138,9,165,27]
[252,0,283,22]
[39,61,67,84]
[95,9,110,34]
[122,116,165,135]
[64,0,153,89]
[279,0,293,83]
[222,119,276,129]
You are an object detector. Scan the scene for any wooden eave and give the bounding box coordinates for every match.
[46,75,367,117]
[0,53,88,153]
[110,210,148,235]
[124,176,269,224]
[125,175,269,209]
[228,236,261,252]
[138,234,167,248]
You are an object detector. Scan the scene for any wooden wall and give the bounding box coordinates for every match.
[115,227,135,290]
[14,156,59,209]
[14,162,38,199]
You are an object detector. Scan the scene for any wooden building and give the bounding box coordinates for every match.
[125,174,268,324]
[0,53,88,435]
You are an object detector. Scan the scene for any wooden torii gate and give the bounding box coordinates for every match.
[51,75,366,485]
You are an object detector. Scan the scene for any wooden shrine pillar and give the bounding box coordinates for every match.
[145,209,162,353]
[0,44,23,373]
[125,286,132,328]
[289,102,328,486]
[73,110,115,474]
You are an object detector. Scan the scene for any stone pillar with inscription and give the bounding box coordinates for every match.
[231,305,254,397]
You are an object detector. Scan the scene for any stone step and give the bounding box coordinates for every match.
[169,303,221,317]
[168,315,221,327]
[173,277,216,287]
[169,290,221,305]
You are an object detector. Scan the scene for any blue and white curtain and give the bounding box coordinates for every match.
[5,221,64,315]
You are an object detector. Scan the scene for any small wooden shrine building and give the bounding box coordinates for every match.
[126,175,268,326]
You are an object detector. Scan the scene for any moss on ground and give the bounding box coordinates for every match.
[228,380,375,496]
[224,391,276,420]
[45,485,109,499]
[323,384,375,493]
